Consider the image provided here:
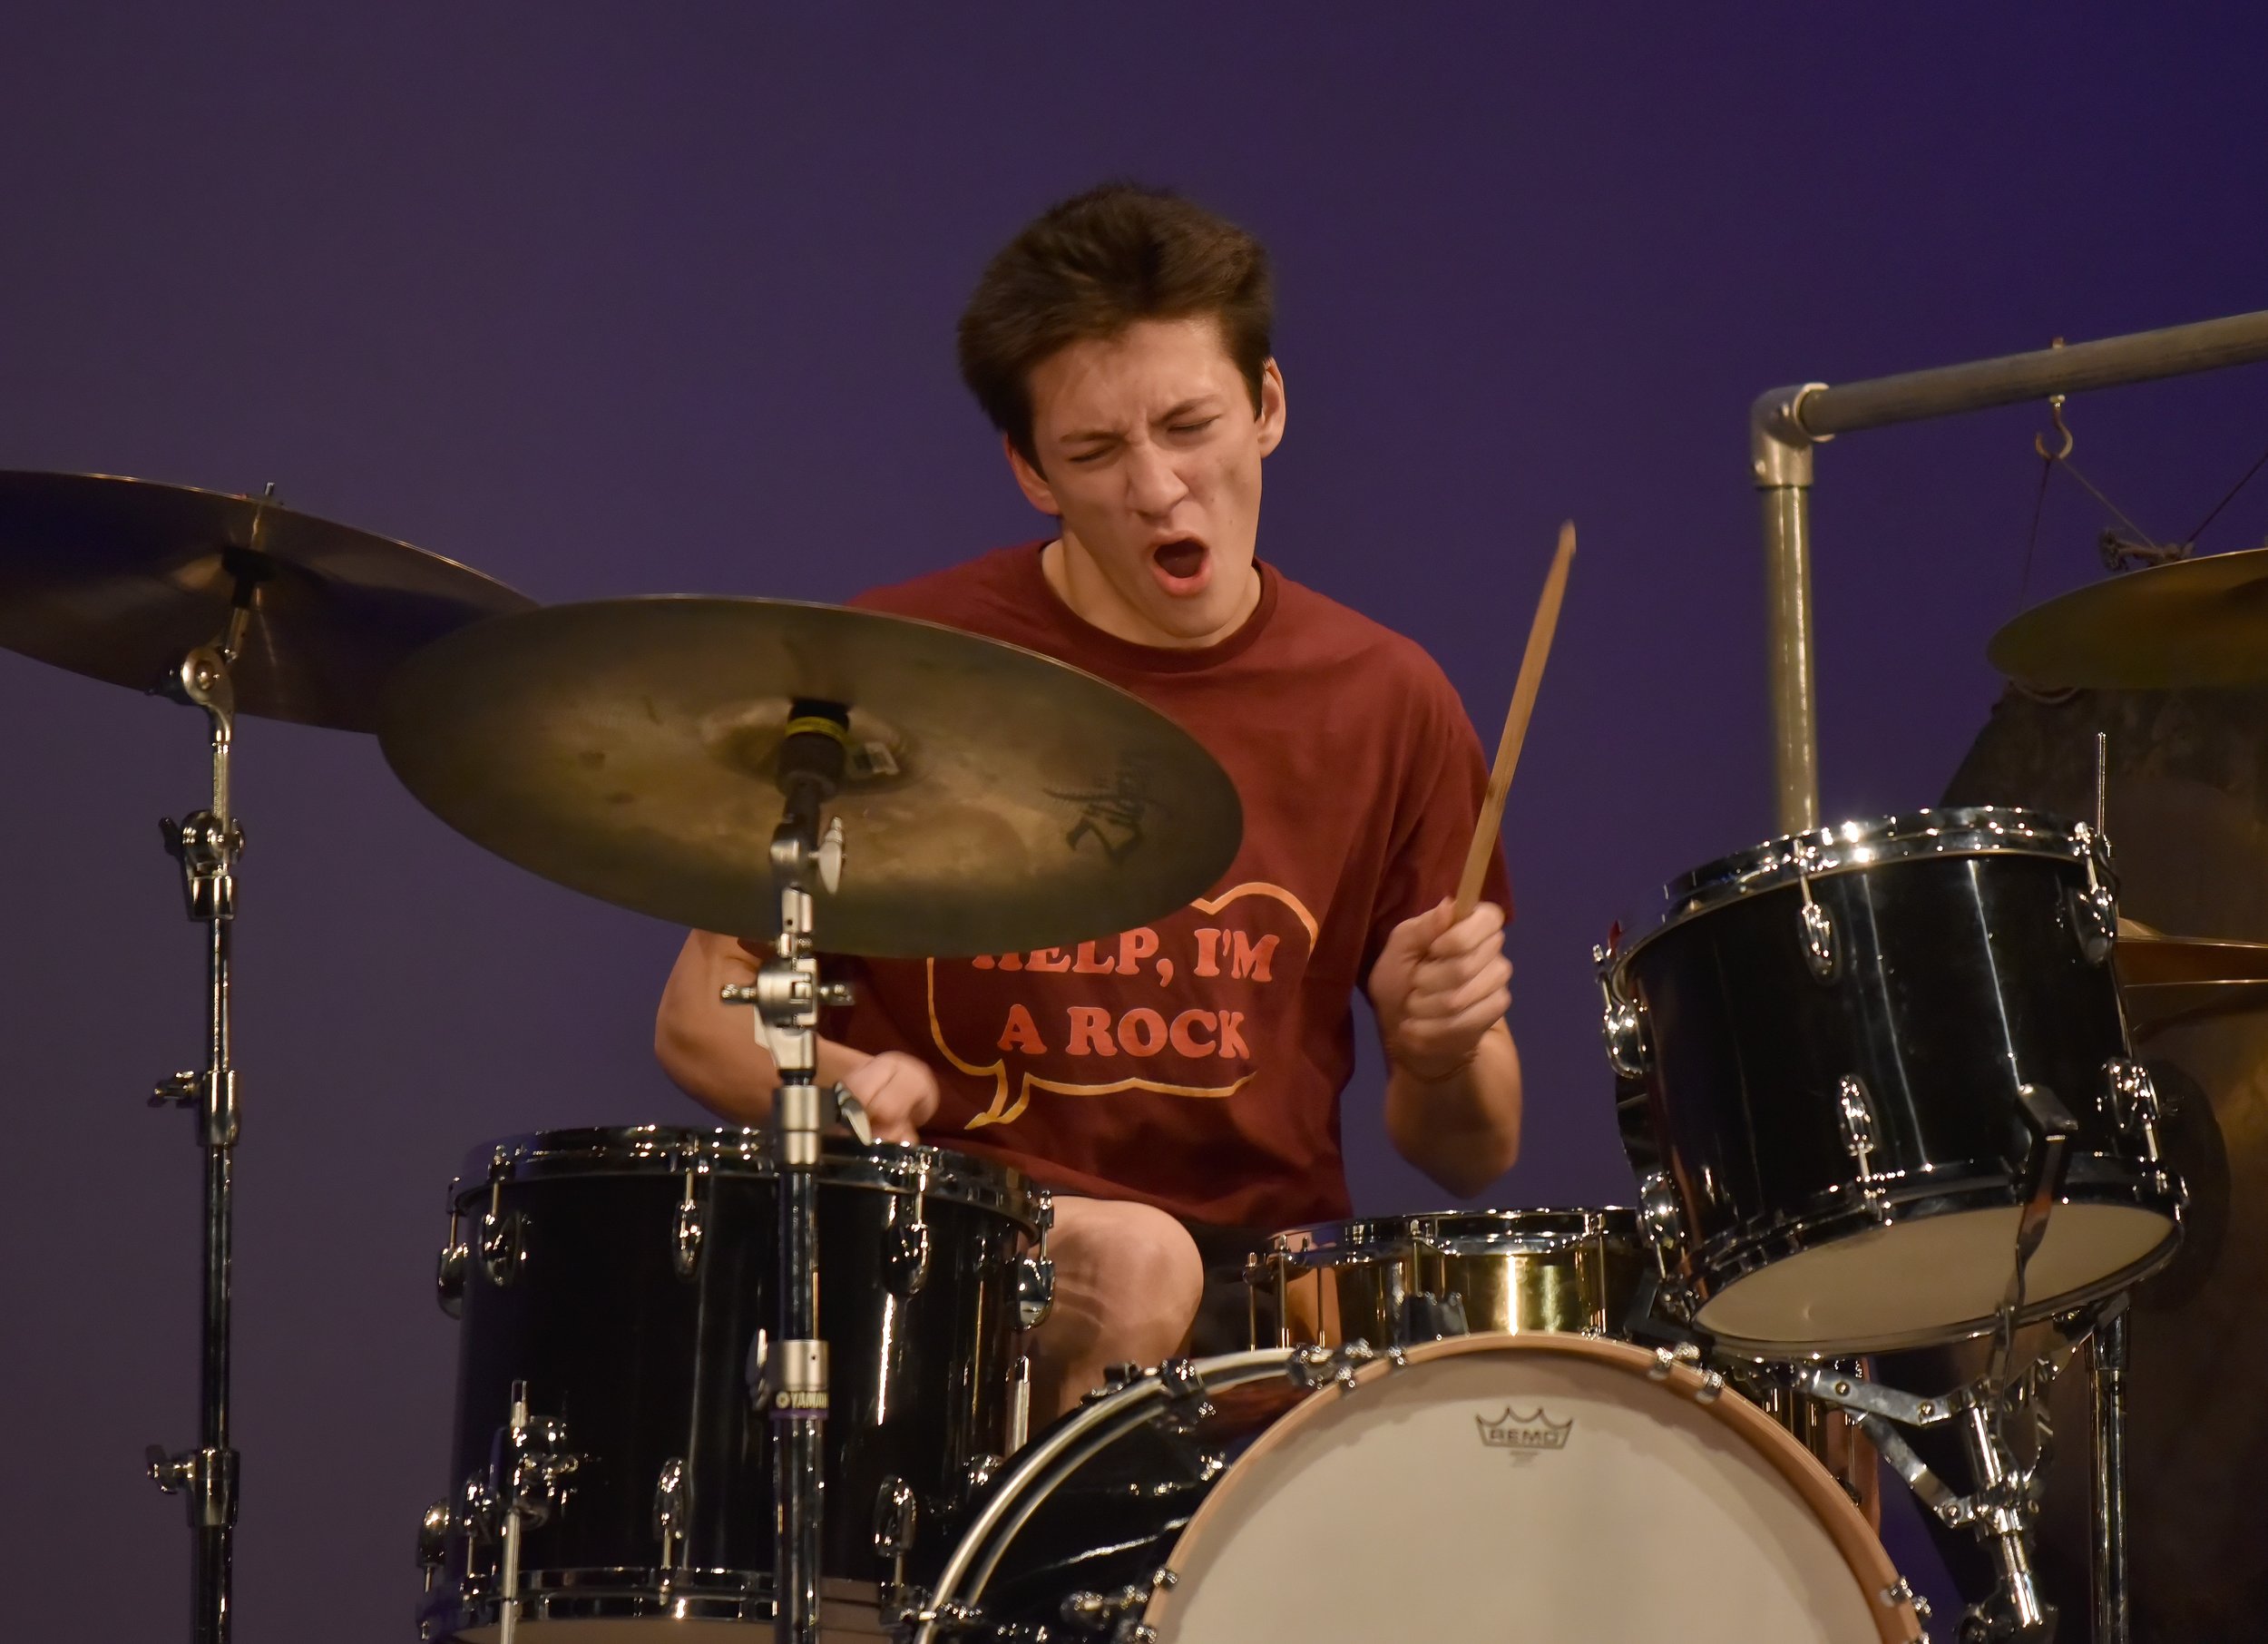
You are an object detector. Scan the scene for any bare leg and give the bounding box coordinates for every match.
[1031,1198,1204,1420]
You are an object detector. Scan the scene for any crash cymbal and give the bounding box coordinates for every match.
[1989,546,2268,690]
[377,597,1244,956]
[2117,917,2268,988]
[0,471,534,730]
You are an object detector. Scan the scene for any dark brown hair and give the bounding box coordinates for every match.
[956,183,1274,466]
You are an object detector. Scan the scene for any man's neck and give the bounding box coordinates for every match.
[1039,533,1261,651]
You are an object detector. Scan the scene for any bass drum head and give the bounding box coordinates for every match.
[1146,1336,1918,1644]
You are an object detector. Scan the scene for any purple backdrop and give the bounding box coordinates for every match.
[5,5,2266,1636]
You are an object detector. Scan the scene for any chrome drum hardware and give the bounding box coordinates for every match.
[1601,807,2182,1355]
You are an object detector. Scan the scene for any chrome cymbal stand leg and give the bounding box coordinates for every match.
[726,706,854,1644]
[142,599,254,1644]
[2090,1306,2132,1644]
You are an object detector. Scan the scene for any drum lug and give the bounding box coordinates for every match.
[885,1166,932,1297]
[476,1150,528,1287]
[417,1496,453,1589]
[479,1210,530,1287]
[874,1473,918,1557]
[2069,821,2117,964]
[1591,944,1650,1078]
[652,1456,688,1567]
[1836,1074,1892,1224]
[1794,845,1840,982]
[1636,1170,1688,1273]
[672,1167,706,1278]
[435,1206,469,1318]
[1017,1193,1055,1328]
[2105,1059,2165,1162]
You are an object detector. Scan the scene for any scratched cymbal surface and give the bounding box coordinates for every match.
[377,596,1244,955]
[0,470,533,730]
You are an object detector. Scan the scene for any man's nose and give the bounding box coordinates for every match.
[1122,441,1189,518]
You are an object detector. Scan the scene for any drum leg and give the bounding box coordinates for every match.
[2090,1308,2131,1644]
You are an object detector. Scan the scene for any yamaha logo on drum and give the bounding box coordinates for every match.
[1475,1407,1574,1458]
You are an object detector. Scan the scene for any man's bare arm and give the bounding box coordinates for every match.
[1383,1018,1522,1195]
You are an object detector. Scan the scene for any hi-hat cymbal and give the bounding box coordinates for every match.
[377,597,1245,956]
[2117,917,2268,987]
[1989,547,2268,690]
[0,471,534,730]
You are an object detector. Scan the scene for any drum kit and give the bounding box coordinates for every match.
[10,467,2268,1643]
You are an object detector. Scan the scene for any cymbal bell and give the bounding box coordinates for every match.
[0,471,534,731]
[1989,547,2268,690]
[377,597,1245,957]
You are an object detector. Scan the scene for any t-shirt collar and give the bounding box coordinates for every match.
[1011,539,1278,673]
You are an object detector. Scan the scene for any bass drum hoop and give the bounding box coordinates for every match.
[449,1124,1041,1229]
[1146,1336,1920,1644]
[916,1338,1922,1644]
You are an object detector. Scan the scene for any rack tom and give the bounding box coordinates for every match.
[415,1126,1048,1639]
[1600,807,2182,1355]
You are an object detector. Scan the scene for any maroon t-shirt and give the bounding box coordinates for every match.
[824,543,1510,1229]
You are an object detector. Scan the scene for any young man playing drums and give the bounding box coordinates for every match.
[657,183,1520,1416]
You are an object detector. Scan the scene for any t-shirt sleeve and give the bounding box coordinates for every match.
[1360,659,1514,987]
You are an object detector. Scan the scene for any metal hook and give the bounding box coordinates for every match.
[2032,339,2073,462]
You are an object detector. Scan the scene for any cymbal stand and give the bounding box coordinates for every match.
[143,596,254,1644]
[2088,1301,2132,1644]
[724,707,854,1644]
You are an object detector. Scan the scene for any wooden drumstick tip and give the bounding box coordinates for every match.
[1452,521,1576,923]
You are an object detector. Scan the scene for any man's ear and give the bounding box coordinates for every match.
[1004,435,1061,515]
[1256,357,1287,458]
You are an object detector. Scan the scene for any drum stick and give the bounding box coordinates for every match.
[1452,521,1576,922]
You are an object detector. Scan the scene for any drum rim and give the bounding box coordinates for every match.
[1147,1334,1923,1644]
[1686,1167,2182,1355]
[1263,1206,1639,1266]
[452,1124,1041,1225]
[1636,805,2097,950]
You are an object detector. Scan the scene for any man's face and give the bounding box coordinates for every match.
[1010,315,1286,647]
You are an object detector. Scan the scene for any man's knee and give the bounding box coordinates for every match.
[1055,1199,1204,1355]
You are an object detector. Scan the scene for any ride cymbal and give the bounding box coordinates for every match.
[1989,547,2268,690]
[376,597,1244,956]
[0,471,534,730]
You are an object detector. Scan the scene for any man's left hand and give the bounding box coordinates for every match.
[1369,898,1512,1081]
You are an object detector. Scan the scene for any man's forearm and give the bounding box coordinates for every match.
[1383,1020,1521,1196]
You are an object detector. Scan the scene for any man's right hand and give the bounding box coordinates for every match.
[837,1048,941,1144]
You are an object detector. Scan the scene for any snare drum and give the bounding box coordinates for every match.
[415,1127,1047,1640]
[1246,1208,1640,1347]
[911,1336,1926,1643]
[1602,807,2183,1355]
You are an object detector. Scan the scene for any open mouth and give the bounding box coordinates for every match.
[1149,537,1212,594]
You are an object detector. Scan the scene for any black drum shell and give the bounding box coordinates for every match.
[423,1128,1034,1632]
[1618,827,2178,1349]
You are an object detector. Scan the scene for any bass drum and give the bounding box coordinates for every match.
[911,1336,1924,1644]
